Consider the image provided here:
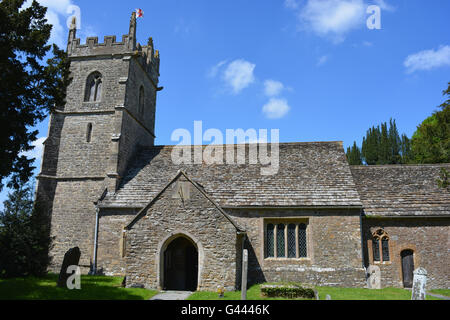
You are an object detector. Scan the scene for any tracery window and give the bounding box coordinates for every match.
[85,72,102,102]
[372,229,390,262]
[265,221,308,259]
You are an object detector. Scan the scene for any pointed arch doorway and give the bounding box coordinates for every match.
[162,236,198,291]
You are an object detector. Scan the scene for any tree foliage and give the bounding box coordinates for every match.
[347,119,412,165]
[0,0,71,191]
[0,180,53,278]
[411,83,450,164]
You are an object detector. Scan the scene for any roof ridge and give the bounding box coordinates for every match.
[139,141,344,150]
[351,163,450,169]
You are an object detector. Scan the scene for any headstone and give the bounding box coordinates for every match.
[411,267,427,300]
[314,289,319,300]
[326,294,332,300]
[241,249,248,300]
[367,265,381,289]
[57,247,81,288]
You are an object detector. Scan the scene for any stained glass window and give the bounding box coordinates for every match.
[298,223,307,258]
[287,224,296,258]
[266,224,274,258]
[277,224,285,258]
[382,237,390,261]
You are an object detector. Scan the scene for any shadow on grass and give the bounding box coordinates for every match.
[0,274,157,300]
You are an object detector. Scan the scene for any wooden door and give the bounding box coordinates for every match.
[401,250,414,288]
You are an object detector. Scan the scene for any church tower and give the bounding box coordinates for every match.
[36,13,161,271]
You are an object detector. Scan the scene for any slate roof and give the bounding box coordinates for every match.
[351,164,450,217]
[100,142,363,209]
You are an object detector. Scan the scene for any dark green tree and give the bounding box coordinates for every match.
[356,119,412,165]
[411,83,450,164]
[0,0,71,191]
[346,141,363,165]
[0,180,53,278]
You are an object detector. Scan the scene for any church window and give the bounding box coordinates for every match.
[86,123,93,143]
[85,72,102,102]
[276,224,285,258]
[298,223,307,258]
[265,221,309,259]
[266,224,274,258]
[372,229,390,263]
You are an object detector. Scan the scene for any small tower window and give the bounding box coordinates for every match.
[86,123,93,143]
[139,86,145,115]
[85,72,102,102]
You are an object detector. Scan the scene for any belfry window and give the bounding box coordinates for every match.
[372,229,390,262]
[85,72,102,102]
[265,221,308,259]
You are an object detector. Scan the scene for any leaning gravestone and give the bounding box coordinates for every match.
[411,267,427,300]
[57,247,81,288]
[367,265,381,289]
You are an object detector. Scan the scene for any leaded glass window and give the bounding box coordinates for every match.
[382,237,390,261]
[372,229,390,263]
[266,224,274,258]
[287,224,296,258]
[298,223,307,258]
[372,238,380,262]
[277,224,285,258]
[85,72,102,102]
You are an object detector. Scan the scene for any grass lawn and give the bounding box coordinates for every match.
[188,284,443,300]
[0,274,158,300]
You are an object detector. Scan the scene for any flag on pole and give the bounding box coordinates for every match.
[136,9,144,18]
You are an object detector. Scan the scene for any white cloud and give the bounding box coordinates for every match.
[299,0,366,42]
[21,137,46,162]
[207,60,228,78]
[263,98,291,119]
[373,0,395,12]
[404,45,450,74]
[317,55,330,66]
[284,0,300,9]
[222,59,256,94]
[264,80,285,97]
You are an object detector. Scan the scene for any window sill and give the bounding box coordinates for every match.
[264,258,311,262]
[373,261,392,265]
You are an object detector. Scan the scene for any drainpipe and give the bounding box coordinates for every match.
[359,209,368,281]
[91,188,108,275]
[91,205,100,275]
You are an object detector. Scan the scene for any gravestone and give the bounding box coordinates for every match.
[57,247,81,288]
[241,249,248,300]
[367,265,381,289]
[411,267,427,300]
[326,295,332,300]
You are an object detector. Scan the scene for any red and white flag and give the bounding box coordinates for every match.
[136,9,144,18]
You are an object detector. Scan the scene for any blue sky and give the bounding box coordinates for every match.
[1,0,449,207]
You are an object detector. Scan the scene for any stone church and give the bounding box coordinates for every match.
[36,13,449,291]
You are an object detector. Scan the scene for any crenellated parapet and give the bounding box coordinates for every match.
[66,13,160,80]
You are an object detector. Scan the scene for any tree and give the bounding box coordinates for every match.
[346,141,363,165]
[0,180,53,278]
[0,0,71,191]
[357,119,411,165]
[411,83,450,164]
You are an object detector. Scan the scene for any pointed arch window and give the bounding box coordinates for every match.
[372,229,390,262]
[85,72,102,102]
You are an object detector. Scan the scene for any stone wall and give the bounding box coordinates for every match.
[229,208,367,287]
[48,179,106,272]
[125,177,240,291]
[362,218,450,290]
